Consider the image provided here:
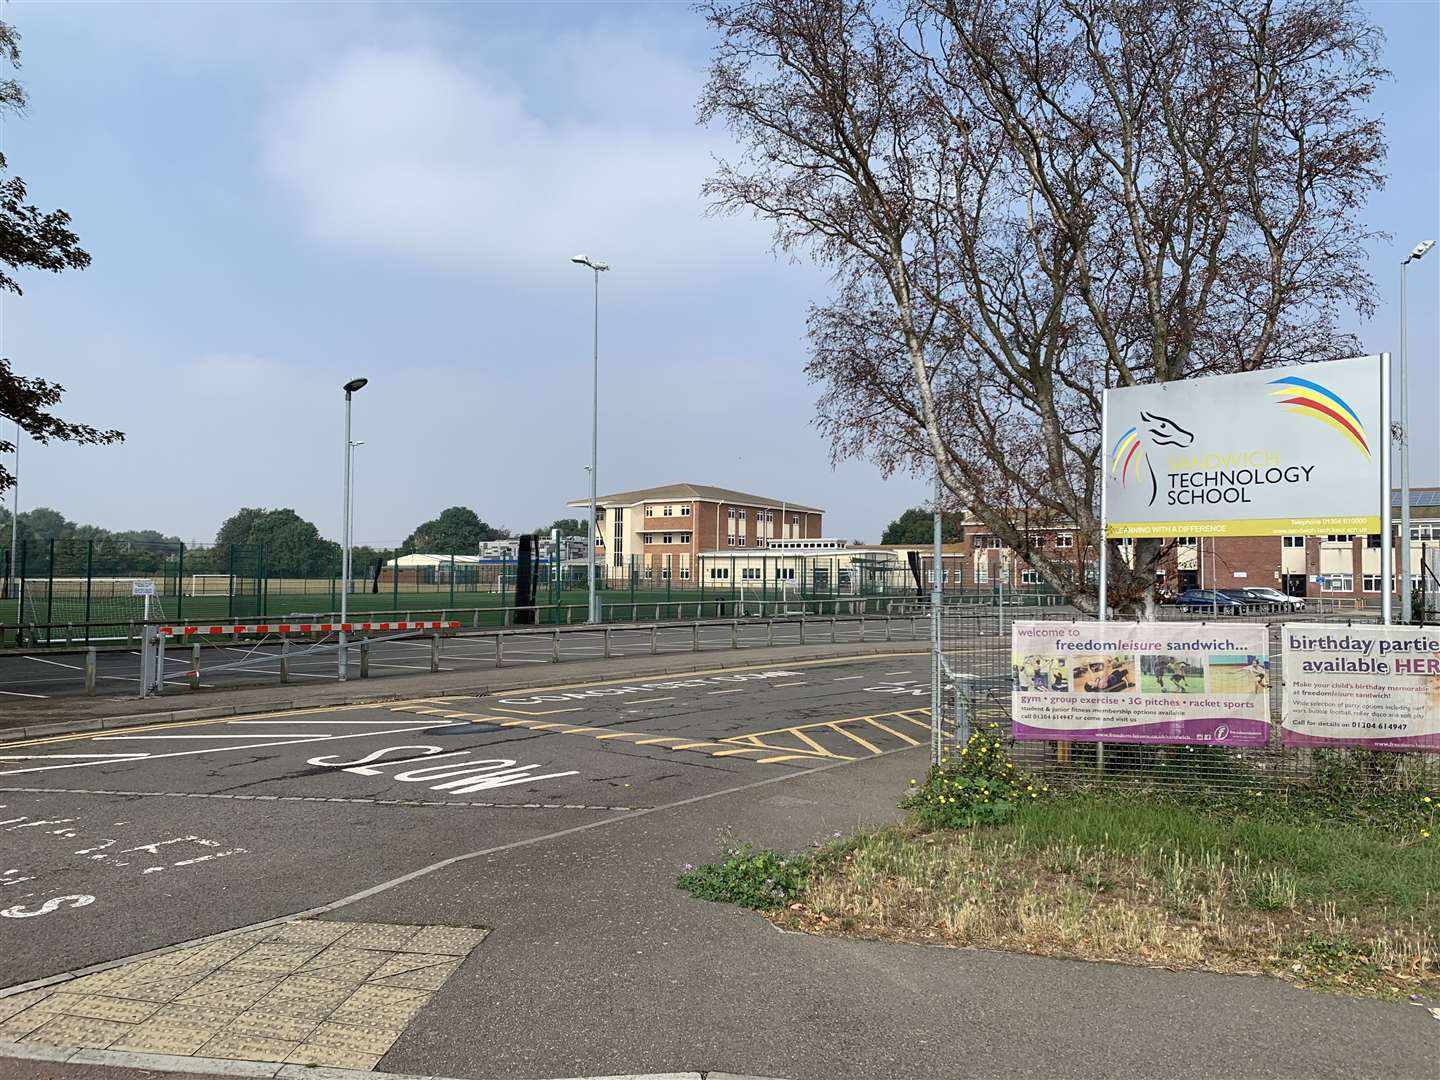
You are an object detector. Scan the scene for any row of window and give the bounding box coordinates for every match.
[1320,574,1387,593]
[974,534,1073,550]
[641,533,692,545]
[707,567,798,581]
[644,504,692,518]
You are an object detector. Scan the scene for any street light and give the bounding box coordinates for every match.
[339,378,368,680]
[1399,239,1434,623]
[571,254,609,624]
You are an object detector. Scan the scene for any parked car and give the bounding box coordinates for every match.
[1175,589,1245,612]
[1239,586,1305,612]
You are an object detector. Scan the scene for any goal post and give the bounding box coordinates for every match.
[188,574,232,597]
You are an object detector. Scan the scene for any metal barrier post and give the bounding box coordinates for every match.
[604,626,612,658]
[731,620,738,648]
[360,638,370,678]
[767,620,774,647]
[650,626,657,655]
[885,616,892,642]
[280,637,290,684]
[155,632,166,696]
[431,633,440,673]
[800,615,806,644]
[127,621,136,649]
[190,643,201,690]
[551,630,560,663]
[84,647,96,696]
[830,617,837,644]
[860,614,866,640]
[138,627,151,699]
[692,623,700,652]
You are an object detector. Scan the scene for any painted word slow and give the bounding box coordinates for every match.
[306,745,578,793]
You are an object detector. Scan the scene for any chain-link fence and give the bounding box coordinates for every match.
[937,605,1440,797]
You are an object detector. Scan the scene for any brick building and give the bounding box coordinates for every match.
[948,487,1439,604]
[566,483,823,583]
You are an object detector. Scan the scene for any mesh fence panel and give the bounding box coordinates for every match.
[938,605,1440,798]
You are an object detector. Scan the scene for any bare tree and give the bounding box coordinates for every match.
[699,0,1386,613]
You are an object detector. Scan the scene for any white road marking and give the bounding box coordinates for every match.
[21,656,82,671]
[884,670,913,676]
[0,721,469,776]
[706,688,746,695]
[833,675,865,681]
[224,719,448,725]
[93,734,324,741]
[0,690,47,699]
[773,681,808,687]
[627,697,675,704]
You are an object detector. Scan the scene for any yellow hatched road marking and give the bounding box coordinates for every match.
[827,723,881,754]
[863,716,920,745]
[791,729,836,757]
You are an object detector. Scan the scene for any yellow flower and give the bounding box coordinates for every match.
[1423,829,1432,839]
[1425,796,1433,804]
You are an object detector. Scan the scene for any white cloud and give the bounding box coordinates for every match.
[260,45,767,279]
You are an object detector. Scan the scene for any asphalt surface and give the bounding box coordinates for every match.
[0,652,1433,1079]
[0,615,930,701]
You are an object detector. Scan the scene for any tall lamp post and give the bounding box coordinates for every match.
[1399,240,1434,623]
[8,419,17,601]
[339,378,368,681]
[571,254,609,624]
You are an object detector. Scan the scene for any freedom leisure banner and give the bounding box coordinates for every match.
[1281,625,1440,751]
[1011,620,1272,747]
[1104,355,1383,538]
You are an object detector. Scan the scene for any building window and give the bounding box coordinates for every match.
[1282,535,1305,548]
[738,536,747,546]
[1325,534,1355,543]
[613,553,623,568]
[663,505,673,517]
[1322,573,1354,592]
[644,505,655,517]
[775,568,796,581]
[661,567,671,579]
[765,511,774,522]
[1366,534,1381,549]
[679,566,691,580]
[614,507,623,523]
[680,533,691,544]
[738,509,747,521]
[975,561,989,584]
[1175,537,1197,547]
[1412,524,1436,540]
[726,536,735,546]
[1021,569,1041,585]
[709,567,729,580]
[1362,574,1382,592]
[727,508,736,519]
[742,567,761,581]
[680,505,691,516]
[1054,534,1073,549]
[974,535,1002,549]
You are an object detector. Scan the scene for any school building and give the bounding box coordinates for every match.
[566,483,823,583]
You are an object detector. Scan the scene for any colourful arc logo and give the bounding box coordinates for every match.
[1268,376,1369,457]
[1110,426,1144,483]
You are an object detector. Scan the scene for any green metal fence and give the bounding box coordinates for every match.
[0,540,1065,647]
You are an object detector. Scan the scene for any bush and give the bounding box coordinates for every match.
[677,843,814,909]
[901,722,1046,829]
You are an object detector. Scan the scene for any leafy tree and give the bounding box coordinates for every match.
[212,507,338,577]
[0,21,121,492]
[700,0,1385,614]
[403,507,508,553]
[881,508,965,545]
[540,518,587,538]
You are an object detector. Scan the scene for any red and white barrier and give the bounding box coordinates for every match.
[158,620,461,637]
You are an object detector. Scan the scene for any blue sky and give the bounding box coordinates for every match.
[2,1,1435,546]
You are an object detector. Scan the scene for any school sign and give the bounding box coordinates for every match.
[1103,355,1385,538]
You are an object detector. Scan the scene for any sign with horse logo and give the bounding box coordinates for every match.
[1104,356,1384,538]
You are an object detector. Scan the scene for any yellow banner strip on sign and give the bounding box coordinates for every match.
[1107,516,1380,539]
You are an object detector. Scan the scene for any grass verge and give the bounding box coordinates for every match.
[679,791,1440,999]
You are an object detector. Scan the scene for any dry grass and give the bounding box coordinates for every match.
[779,809,1439,998]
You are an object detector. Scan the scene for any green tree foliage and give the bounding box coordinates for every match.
[0,21,121,492]
[880,508,964,545]
[540,518,587,537]
[403,507,508,553]
[211,507,339,576]
[0,506,183,576]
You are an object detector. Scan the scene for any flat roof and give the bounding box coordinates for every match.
[568,482,822,513]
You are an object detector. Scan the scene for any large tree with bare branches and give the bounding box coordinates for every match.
[699,0,1386,612]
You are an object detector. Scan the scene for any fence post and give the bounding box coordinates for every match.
[155,631,166,695]
[280,637,290,684]
[692,622,700,652]
[190,643,201,690]
[138,628,150,699]
[650,625,657,655]
[177,541,185,625]
[604,626,612,658]
[84,647,96,696]
[127,620,136,649]
[431,633,440,673]
[359,637,370,678]
[551,629,560,663]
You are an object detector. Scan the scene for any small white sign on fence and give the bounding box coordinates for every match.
[131,579,156,597]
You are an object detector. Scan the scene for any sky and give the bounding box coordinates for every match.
[1,0,1435,548]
